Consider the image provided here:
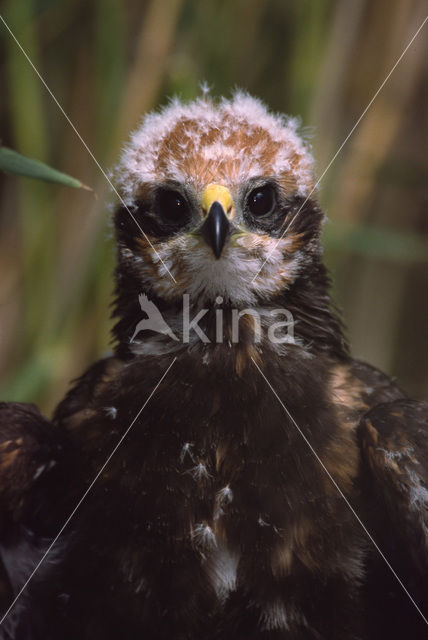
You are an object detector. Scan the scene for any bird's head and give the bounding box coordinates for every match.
[113,92,322,304]
[112,92,345,357]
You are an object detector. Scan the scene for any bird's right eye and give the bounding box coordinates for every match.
[157,189,190,223]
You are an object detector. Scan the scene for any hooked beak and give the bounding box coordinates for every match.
[200,202,231,259]
[199,184,233,259]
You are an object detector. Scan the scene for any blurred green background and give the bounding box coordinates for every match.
[0,0,427,415]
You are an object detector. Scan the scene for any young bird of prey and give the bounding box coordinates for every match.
[0,93,427,640]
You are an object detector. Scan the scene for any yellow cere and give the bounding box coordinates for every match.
[201,184,234,216]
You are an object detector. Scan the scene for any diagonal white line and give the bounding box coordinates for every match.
[0,356,177,627]
[252,14,428,283]
[251,356,428,626]
[0,14,177,284]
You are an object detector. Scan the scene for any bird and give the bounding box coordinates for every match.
[0,91,426,640]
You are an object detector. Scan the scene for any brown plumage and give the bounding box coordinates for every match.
[0,93,426,639]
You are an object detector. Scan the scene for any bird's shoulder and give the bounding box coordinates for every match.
[53,355,126,424]
[346,358,405,408]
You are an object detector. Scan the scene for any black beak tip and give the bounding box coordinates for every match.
[212,244,223,260]
[200,201,230,259]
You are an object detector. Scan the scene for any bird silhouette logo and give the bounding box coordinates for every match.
[130,294,179,343]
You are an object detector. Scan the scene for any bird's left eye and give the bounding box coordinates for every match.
[247,185,276,217]
[157,189,189,222]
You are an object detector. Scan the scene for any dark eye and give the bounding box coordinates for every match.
[247,185,275,217]
[157,189,189,222]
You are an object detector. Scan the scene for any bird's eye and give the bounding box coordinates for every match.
[247,185,275,217]
[157,189,189,222]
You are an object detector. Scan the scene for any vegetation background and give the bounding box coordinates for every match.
[0,0,427,415]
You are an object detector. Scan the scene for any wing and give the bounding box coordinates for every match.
[358,399,428,636]
[359,399,428,569]
[0,402,67,531]
[0,402,69,633]
[0,359,124,636]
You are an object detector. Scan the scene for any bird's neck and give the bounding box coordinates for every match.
[111,262,348,362]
